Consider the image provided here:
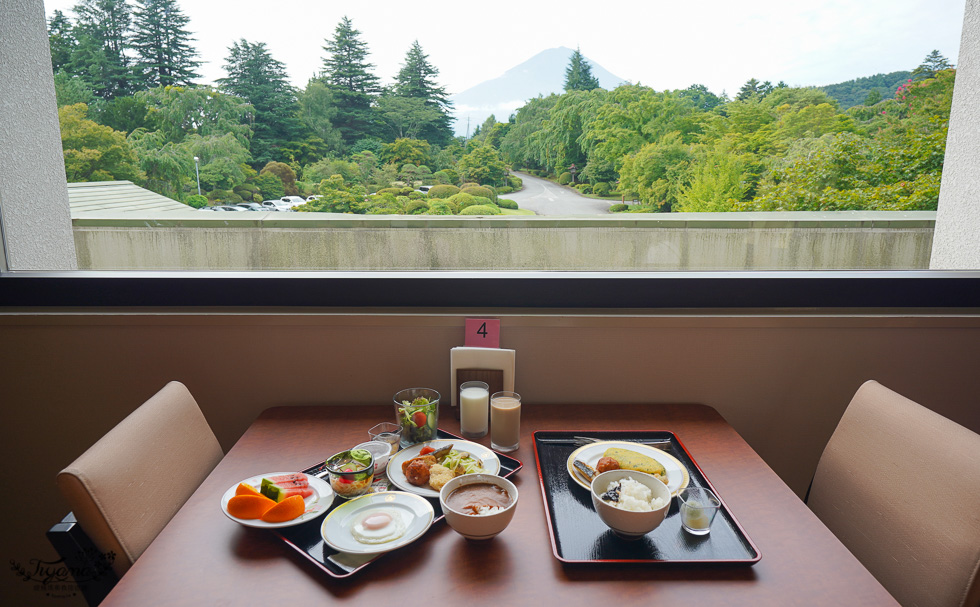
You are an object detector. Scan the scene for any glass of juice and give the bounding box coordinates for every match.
[490,391,521,452]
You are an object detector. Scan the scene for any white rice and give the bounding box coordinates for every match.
[603,477,666,512]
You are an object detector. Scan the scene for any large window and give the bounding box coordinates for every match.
[1,0,978,307]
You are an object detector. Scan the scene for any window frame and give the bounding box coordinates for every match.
[1,269,978,309]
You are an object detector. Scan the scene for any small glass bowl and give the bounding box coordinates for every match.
[325,449,375,499]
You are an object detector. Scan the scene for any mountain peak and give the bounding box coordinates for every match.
[450,47,625,136]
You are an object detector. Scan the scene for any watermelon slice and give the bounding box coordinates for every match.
[260,475,312,502]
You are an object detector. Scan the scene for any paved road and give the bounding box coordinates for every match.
[507,171,613,216]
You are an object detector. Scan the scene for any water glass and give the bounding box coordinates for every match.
[368,422,402,454]
[678,487,721,535]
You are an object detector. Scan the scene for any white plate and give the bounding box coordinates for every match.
[220,472,334,528]
[320,491,434,555]
[386,439,501,498]
[566,441,690,496]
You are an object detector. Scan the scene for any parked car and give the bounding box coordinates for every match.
[235,202,268,212]
[306,195,322,202]
[417,185,432,193]
[261,200,294,211]
[213,205,247,212]
[280,196,307,207]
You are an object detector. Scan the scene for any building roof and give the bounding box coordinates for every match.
[68,181,189,215]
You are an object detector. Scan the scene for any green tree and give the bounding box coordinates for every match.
[457,144,507,186]
[138,85,253,146]
[563,47,601,92]
[218,39,304,165]
[127,127,191,198]
[48,10,78,73]
[260,161,298,196]
[320,17,380,146]
[912,50,952,81]
[618,133,692,210]
[297,80,342,151]
[53,71,96,107]
[675,141,749,212]
[131,0,201,88]
[376,95,442,140]
[71,0,133,99]
[59,103,144,182]
[95,95,150,134]
[392,41,454,144]
[382,138,430,167]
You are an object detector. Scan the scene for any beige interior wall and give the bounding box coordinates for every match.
[2,310,979,605]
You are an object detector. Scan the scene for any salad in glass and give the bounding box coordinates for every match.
[393,388,440,448]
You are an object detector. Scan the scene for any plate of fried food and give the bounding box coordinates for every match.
[566,442,690,496]
[387,439,501,498]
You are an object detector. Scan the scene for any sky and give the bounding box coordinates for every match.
[43,0,966,98]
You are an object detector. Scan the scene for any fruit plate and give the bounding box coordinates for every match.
[320,492,434,555]
[274,428,523,578]
[220,472,334,529]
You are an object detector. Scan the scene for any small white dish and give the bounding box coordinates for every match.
[387,439,501,498]
[220,472,333,528]
[354,440,392,474]
[320,491,434,555]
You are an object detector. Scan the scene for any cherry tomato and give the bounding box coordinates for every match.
[412,411,427,427]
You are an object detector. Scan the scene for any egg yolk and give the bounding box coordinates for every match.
[361,512,392,530]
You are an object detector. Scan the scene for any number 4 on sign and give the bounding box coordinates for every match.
[465,318,500,348]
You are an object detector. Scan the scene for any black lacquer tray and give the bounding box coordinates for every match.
[533,431,759,565]
[275,429,523,578]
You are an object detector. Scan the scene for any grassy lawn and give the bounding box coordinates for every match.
[500,208,536,216]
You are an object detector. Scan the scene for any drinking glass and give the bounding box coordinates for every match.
[459,381,489,438]
[490,391,521,452]
[678,487,721,535]
[368,422,402,454]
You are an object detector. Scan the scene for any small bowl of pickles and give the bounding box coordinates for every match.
[325,448,375,499]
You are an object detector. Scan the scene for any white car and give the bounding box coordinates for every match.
[280,196,307,208]
[261,200,294,211]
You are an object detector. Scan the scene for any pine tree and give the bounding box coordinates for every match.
[48,10,78,74]
[71,0,134,99]
[321,16,380,146]
[563,47,601,92]
[131,0,201,88]
[912,50,953,81]
[218,39,303,166]
[392,41,454,144]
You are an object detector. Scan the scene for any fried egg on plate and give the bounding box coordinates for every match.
[350,507,406,544]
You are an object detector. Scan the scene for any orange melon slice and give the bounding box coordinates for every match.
[227,494,276,519]
[235,482,262,497]
[259,495,305,523]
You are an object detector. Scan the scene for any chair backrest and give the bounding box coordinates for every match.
[808,380,980,607]
[56,381,223,577]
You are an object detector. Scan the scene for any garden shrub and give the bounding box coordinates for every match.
[497,198,518,210]
[377,186,413,196]
[207,189,230,201]
[427,184,460,199]
[593,182,611,197]
[254,172,284,199]
[508,175,523,189]
[260,161,298,196]
[426,200,456,215]
[460,204,501,215]
[460,182,479,189]
[185,194,208,209]
[447,192,477,209]
[576,183,593,194]
[558,172,572,185]
[434,168,459,184]
[497,186,514,194]
[404,199,429,214]
[408,190,425,200]
[461,185,494,201]
[609,203,628,212]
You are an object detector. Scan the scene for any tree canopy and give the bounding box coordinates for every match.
[564,48,601,92]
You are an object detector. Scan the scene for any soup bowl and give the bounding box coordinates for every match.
[438,474,518,540]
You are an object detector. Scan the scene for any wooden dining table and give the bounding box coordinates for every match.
[101,404,898,606]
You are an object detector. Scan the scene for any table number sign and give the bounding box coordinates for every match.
[464,318,500,348]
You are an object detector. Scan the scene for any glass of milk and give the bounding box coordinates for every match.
[490,391,521,452]
[459,381,489,439]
